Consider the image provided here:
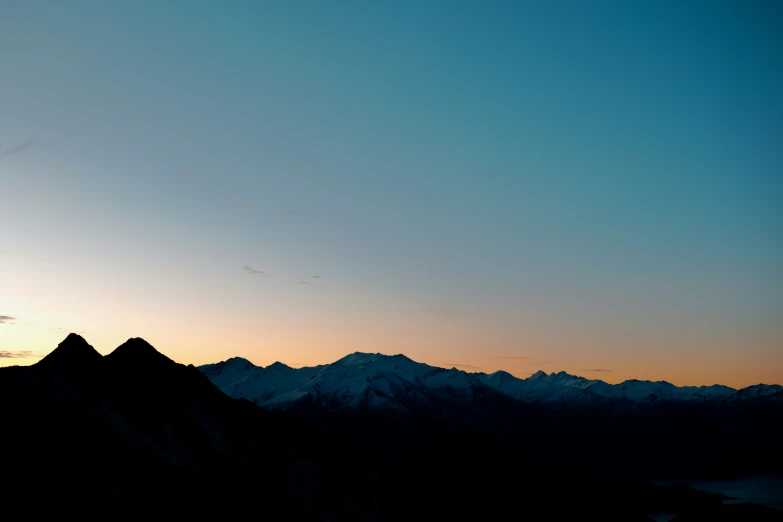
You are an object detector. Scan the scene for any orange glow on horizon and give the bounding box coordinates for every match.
[2,320,781,390]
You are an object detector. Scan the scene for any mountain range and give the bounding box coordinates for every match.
[2,334,782,521]
[199,351,780,410]
[1,335,349,518]
[199,350,783,487]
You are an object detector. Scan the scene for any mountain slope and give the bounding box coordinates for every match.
[35,332,103,371]
[3,334,702,521]
[201,351,502,411]
[199,351,783,483]
[0,336,409,519]
[200,352,773,410]
[4,335,780,520]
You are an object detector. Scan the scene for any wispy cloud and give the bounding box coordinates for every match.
[312,275,321,280]
[298,281,309,285]
[47,327,87,335]
[0,350,43,359]
[446,363,477,369]
[582,369,611,372]
[242,265,269,276]
[1,138,35,158]
[494,356,532,361]
[0,315,16,325]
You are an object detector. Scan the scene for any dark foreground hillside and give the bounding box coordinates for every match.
[1,334,780,521]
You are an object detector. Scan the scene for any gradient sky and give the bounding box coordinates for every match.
[1,0,781,387]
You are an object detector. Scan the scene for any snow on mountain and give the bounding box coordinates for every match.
[729,383,783,402]
[200,352,487,410]
[200,357,262,389]
[201,354,604,409]
[585,379,682,402]
[737,384,782,396]
[678,384,736,400]
[200,353,773,410]
[477,370,601,403]
[528,370,597,390]
[581,379,739,402]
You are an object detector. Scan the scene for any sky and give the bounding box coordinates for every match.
[1,0,781,387]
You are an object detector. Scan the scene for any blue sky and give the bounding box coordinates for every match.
[1,0,781,385]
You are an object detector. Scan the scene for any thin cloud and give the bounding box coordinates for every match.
[1,137,35,158]
[312,275,321,279]
[494,356,532,361]
[0,350,43,359]
[281,209,298,217]
[48,326,86,335]
[242,265,270,276]
[298,281,309,285]
[0,315,15,324]
[582,369,612,372]
[446,363,477,369]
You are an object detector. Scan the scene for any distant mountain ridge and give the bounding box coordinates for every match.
[199,351,780,411]
[4,334,783,520]
[7,334,499,519]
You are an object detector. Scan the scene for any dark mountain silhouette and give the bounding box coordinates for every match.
[2,335,781,520]
[2,335,375,518]
[35,332,102,371]
[106,336,174,365]
[672,503,783,522]
[200,351,779,410]
[200,351,783,480]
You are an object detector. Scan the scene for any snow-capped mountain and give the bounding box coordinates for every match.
[200,352,493,410]
[199,352,775,410]
[475,369,603,404]
[727,383,783,403]
[580,379,737,402]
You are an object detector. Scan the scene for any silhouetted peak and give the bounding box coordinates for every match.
[35,333,102,370]
[113,336,156,352]
[489,370,513,379]
[336,352,382,366]
[736,383,783,396]
[106,337,174,367]
[199,357,257,377]
[64,332,86,344]
[225,356,255,368]
[389,353,413,362]
[336,352,417,366]
[528,370,548,381]
[266,361,291,371]
[548,371,588,381]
